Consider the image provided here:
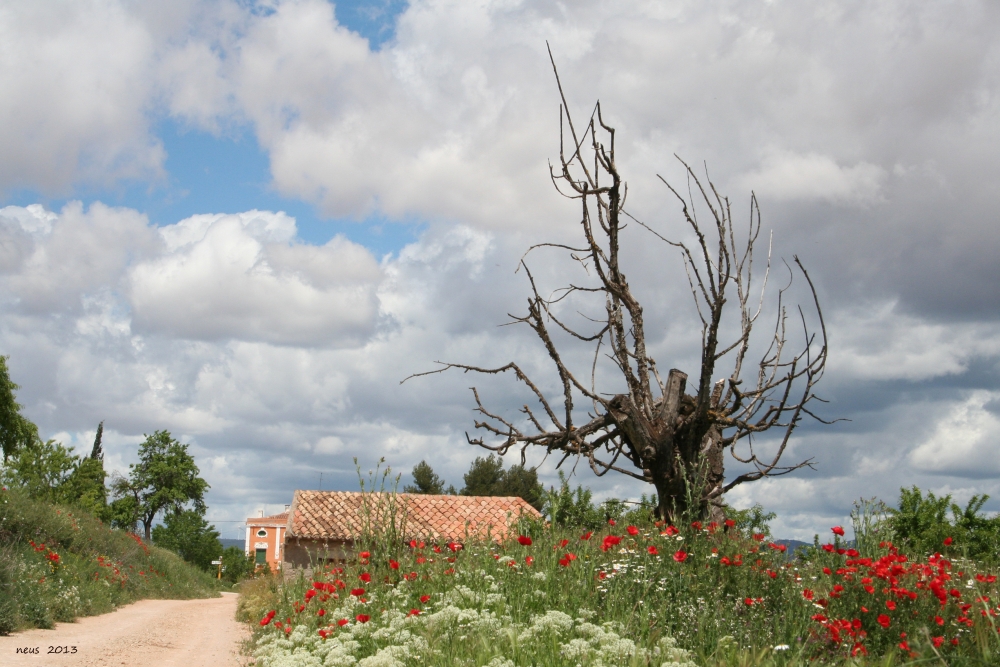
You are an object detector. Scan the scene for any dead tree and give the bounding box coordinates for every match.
[406,64,829,523]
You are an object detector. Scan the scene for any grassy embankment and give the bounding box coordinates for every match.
[0,487,219,634]
[239,506,1000,666]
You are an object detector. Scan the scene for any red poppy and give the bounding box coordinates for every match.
[356,614,370,623]
[420,594,431,603]
[350,588,365,597]
[608,519,616,526]
[601,535,622,552]
[558,539,569,548]
[389,559,399,570]
[724,519,736,528]
[517,535,532,546]
[691,521,702,530]
[525,556,534,566]
[647,546,659,555]
[886,601,896,611]
[305,589,317,600]
[672,550,688,563]
[359,573,372,583]
[318,629,328,639]
[338,619,349,627]
[447,541,462,552]
[662,525,679,536]
[935,615,944,625]
[558,556,570,567]
[932,636,944,648]
[744,598,754,606]
[877,614,891,629]
[626,525,639,536]
[803,589,814,601]
[317,609,326,616]
[408,609,420,616]
[944,537,953,546]
[832,526,845,537]
[359,551,370,560]
[580,531,593,540]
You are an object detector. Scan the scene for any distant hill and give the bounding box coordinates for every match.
[219,538,244,550]
[775,539,811,556]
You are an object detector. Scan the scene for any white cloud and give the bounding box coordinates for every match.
[830,301,1000,381]
[737,151,886,206]
[910,391,1000,477]
[0,2,166,193]
[129,211,382,345]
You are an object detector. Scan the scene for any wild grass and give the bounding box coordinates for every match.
[0,487,219,634]
[244,501,1000,666]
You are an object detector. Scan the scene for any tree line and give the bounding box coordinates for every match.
[403,455,545,511]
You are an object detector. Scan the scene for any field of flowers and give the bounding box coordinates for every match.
[244,514,1000,667]
[0,487,219,634]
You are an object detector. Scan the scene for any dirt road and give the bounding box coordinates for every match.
[0,593,249,667]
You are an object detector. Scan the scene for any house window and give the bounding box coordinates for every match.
[256,529,268,537]
[255,548,267,565]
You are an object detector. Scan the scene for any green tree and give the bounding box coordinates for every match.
[461,455,505,496]
[110,430,209,541]
[500,463,544,511]
[0,438,78,503]
[0,355,38,463]
[221,546,255,583]
[62,423,108,518]
[460,454,544,511]
[889,486,1000,564]
[542,471,605,529]
[403,460,446,494]
[151,508,222,571]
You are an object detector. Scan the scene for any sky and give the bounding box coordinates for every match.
[1,0,999,542]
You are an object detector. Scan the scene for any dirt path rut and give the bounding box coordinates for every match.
[0,592,249,667]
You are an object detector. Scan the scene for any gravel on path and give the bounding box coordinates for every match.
[0,592,249,667]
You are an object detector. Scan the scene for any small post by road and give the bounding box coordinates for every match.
[212,559,222,579]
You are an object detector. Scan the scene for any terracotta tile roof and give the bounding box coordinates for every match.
[246,512,288,525]
[286,491,541,543]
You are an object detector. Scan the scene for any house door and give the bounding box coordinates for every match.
[255,548,267,566]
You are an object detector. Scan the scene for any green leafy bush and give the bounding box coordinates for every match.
[889,486,1000,565]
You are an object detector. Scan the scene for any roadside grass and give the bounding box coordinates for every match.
[244,515,1000,666]
[0,487,219,634]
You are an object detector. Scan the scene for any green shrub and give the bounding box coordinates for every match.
[889,486,1000,565]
